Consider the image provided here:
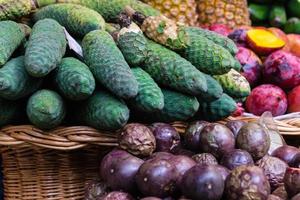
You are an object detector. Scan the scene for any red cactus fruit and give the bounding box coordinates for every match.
[263,50,300,89]
[236,47,262,86]
[208,24,232,36]
[288,85,300,113]
[246,84,288,116]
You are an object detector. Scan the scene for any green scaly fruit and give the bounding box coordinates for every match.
[198,74,223,102]
[198,93,237,121]
[54,57,95,101]
[34,3,105,37]
[82,30,138,99]
[181,28,239,75]
[77,90,130,131]
[0,20,25,66]
[213,69,251,98]
[26,89,66,129]
[143,40,207,95]
[36,0,160,21]
[0,0,35,20]
[0,56,42,100]
[25,19,67,77]
[153,89,199,122]
[184,27,238,56]
[0,98,21,127]
[117,23,148,66]
[130,67,164,112]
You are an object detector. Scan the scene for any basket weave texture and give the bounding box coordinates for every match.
[0,113,299,200]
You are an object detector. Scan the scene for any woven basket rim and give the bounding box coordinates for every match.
[0,112,299,150]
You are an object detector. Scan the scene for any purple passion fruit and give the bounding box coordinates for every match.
[150,123,181,152]
[200,123,235,159]
[184,121,209,152]
[99,149,143,192]
[135,158,177,197]
[256,155,288,190]
[192,153,218,165]
[119,123,156,157]
[284,167,300,197]
[272,145,300,166]
[225,120,247,138]
[225,165,271,200]
[181,165,225,200]
[236,122,270,160]
[220,149,254,170]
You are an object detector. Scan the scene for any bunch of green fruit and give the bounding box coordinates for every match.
[0,1,253,131]
[248,0,300,33]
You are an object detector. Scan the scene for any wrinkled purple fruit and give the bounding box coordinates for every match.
[256,155,288,190]
[225,165,271,200]
[100,191,134,200]
[192,153,218,165]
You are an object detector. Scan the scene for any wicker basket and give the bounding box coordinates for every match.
[0,113,299,200]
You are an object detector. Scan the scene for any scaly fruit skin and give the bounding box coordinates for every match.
[197,0,251,29]
[34,3,105,37]
[0,56,42,100]
[25,19,67,77]
[77,90,130,131]
[142,0,198,26]
[82,0,160,21]
[198,93,237,121]
[141,15,188,50]
[82,30,138,99]
[182,28,239,75]
[26,89,66,130]
[184,27,238,55]
[198,74,223,102]
[0,98,20,127]
[214,69,251,98]
[0,0,35,20]
[153,89,199,122]
[117,23,148,66]
[131,67,164,113]
[143,40,207,96]
[54,57,95,101]
[0,20,25,66]
[39,0,160,21]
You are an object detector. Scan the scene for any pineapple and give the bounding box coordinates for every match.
[197,0,251,29]
[141,0,198,26]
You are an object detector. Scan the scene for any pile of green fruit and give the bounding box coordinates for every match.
[249,0,300,33]
[0,1,251,131]
[85,120,300,200]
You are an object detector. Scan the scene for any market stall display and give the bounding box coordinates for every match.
[0,0,299,199]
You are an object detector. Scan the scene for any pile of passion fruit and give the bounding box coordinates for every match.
[85,121,300,200]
